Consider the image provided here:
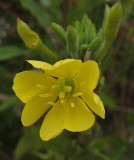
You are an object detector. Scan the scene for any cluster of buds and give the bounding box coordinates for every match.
[17,1,122,62]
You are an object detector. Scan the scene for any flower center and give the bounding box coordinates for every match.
[52,77,76,99]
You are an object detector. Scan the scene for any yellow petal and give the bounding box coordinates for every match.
[12,71,56,103]
[81,90,105,119]
[21,93,57,126]
[51,59,82,77]
[28,59,82,77]
[27,60,53,71]
[40,100,65,141]
[76,60,99,90]
[65,97,95,132]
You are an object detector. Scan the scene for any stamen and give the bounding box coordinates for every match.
[52,77,75,99]
[51,85,58,91]
[59,91,65,99]
[65,86,72,92]
[73,92,83,97]
[60,99,65,104]
[71,103,75,108]
[39,94,52,97]
[48,102,55,106]
[36,84,47,89]
[80,82,86,86]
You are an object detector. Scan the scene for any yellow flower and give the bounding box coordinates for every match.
[12,59,105,141]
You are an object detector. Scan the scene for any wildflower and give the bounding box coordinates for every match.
[12,59,105,141]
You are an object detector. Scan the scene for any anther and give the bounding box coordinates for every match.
[60,99,65,104]
[59,91,65,99]
[80,82,86,86]
[48,102,55,106]
[73,92,83,97]
[65,86,72,92]
[36,84,47,89]
[71,103,75,108]
[51,85,58,91]
[39,94,52,97]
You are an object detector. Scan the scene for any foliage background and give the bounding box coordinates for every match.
[0,0,134,159]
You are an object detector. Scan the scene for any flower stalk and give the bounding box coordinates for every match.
[37,42,60,61]
[95,1,122,62]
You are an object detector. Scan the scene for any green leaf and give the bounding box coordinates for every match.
[108,137,128,160]
[0,95,20,112]
[32,151,49,160]
[0,45,31,61]
[20,0,51,29]
[99,93,117,109]
[14,127,45,160]
[14,128,75,160]
[42,131,76,155]
[67,0,104,24]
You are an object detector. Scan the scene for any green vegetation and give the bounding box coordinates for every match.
[0,0,134,159]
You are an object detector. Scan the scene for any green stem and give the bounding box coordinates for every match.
[73,51,79,59]
[68,50,79,59]
[95,39,112,62]
[38,42,61,61]
[95,151,110,160]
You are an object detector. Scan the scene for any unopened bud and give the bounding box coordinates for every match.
[66,26,79,54]
[51,23,66,45]
[102,5,111,31]
[104,1,122,40]
[17,18,41,49]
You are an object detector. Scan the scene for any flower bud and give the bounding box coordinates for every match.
[17,18,41,49]
[79,44,88,59]
[102,5,111,31]
[104,1,122,40]
[51,23,66,45]
[66,25,79,55]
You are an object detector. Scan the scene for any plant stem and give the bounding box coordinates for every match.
[38,42,61,61]
[95,39,112,62]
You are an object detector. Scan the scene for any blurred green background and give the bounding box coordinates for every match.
[0,0,134,160]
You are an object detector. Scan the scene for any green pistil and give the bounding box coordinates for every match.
[52,77,76,99]
[65,77,76,92]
